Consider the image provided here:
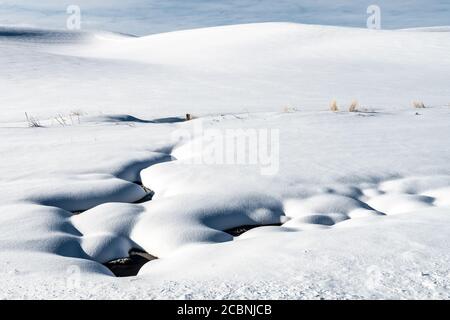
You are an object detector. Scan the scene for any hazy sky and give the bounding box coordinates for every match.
[0,0,449,35]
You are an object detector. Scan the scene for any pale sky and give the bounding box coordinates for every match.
[0,0,449,35]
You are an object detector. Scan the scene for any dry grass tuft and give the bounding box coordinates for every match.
[25,112,42,128]
[283,106,298,113]
[54,114,67,126]
[330,100,339,112]
[349,100,359,112]
[412,101,426,109]
[70,110,84,124]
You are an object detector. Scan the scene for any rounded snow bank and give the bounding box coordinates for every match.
[28,174,146,212]
[71,191,285,260]
[131,192,285,257]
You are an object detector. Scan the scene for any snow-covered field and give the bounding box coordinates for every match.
[1,22,450,299]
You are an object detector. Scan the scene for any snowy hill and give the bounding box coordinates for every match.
[2,0,450,35]
[1,23,450,124]
[1,23,450,299]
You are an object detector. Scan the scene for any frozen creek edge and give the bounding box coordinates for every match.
[9,115,450,278]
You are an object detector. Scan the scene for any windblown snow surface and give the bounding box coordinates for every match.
[1,23,450,299]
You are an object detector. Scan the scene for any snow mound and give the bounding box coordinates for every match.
[27,174,146,212]
[367,194,435,215]
[284,194,378,217]
[125,193,281,257]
